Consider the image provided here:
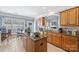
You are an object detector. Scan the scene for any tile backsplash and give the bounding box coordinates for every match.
[61,26,79,31]
[61,26,79,35]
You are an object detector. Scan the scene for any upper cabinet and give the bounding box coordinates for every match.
[60,11,68,26]
[60,6,79,26]
[69,7,78,26]
[39,17,46,26]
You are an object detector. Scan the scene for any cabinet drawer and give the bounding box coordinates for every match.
[35,37,47,52]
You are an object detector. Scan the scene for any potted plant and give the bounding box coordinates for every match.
[34,32,40,37]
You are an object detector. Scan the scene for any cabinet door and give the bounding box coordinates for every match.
[60,12,64,25]
[62,35,78,52]
[23,36,28,51]
[77,7,79,25]
[28,38,35,52]
[60,11,68,26]
[39,17,45,26]
[69,8,78,26]
[62,35,71,51]
[67,10,70,26]
[47,32,52,43]
[69,36,78,52]
[42,17,45,26]
[39,18,42,26]
[52,33,61,47]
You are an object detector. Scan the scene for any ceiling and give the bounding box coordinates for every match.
[0,6,75,18]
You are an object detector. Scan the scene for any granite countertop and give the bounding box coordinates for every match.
[47,30,79,37]
[47,30,61,34]
[23,33,47,42]
[61,33,79,37]
[29,35,47,42]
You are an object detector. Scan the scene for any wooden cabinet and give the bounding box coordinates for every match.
[60,11,68,26]
[27,37,47,52]
[52,33,62,47]
[47,31,79,52]
[62,35,79,52]
[22,34,47,52]
[22,34,29,52]
[47,30,79,52]
[68,36,78,51]
[47,32,53,43]
[69,8,78,26]
[22,35,28,52]
[78,7,79,25]
[39,17,46,26]
[62,35,71,51]
[47,32,62,47]
[60,6,79,26]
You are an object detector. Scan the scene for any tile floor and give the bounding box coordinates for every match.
[0,37,65,52]
[47,43,65,52]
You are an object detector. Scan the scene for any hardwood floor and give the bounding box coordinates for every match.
[0,36,65,52]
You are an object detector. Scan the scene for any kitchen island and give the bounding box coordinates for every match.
[22,34,47,52]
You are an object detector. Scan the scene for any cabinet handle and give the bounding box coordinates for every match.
[40,43,43,46]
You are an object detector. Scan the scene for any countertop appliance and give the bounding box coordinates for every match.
[58,28,63,33]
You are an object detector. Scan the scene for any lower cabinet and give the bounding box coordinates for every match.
[52,33,62,48]
[47,32,53,44]
[62,35,71,51]
[47,32,79,52]
[22,35,28,52]
[47,32,62,48]
[62,35,79,52]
